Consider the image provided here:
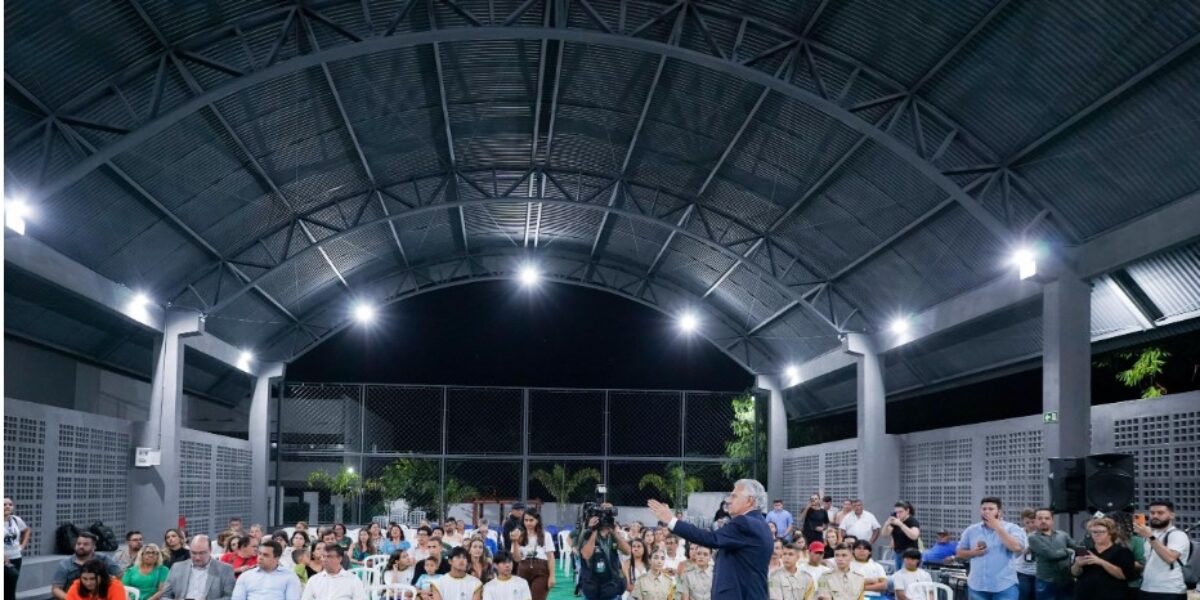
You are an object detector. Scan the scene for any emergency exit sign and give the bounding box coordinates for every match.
[1043,411,1059,424]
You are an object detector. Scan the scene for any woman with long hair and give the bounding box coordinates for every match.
[381,550,415,599]
[4,497,32,600]
[333,523,352,549]
[290,530,310,553]
[822,528,842,559]
[161,529,190,567]
[350,528,375,567]
[270,532,295,569]
[466,537,495,585]
[510,508,555,600]
[769,538,784,574]
[630,550,674,600]
[367,522,384,548]
[381,524,410,554]
[66,559,127,600]
[623,539,651,595]
[122,544,169,600]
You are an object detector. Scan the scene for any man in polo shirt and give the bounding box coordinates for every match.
[231,541,300,600]
[955,496,1027,599]
[51,532,123,600]
[300,545,366,600]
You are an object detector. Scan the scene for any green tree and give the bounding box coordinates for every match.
[365,459,478,520]
[306,465,363,500]
[722,393,765,481]
[639,465,703,509]
[1115,346,1171,399]
[530,465,602,526]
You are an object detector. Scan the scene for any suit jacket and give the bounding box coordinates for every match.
[162,559,236,600]
[672,511,773,600]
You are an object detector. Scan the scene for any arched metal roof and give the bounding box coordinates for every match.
[6,0,1200,391]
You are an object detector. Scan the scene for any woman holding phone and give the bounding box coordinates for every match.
[1070,517,1134,600]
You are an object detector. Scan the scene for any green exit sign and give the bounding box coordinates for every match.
[1044,411,1059,423]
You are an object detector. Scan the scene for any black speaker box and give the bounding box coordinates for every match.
[1048,457,1086,513]
[1085,453,1136,512]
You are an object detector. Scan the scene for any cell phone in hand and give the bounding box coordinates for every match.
[1133,513,1146,528]
[1074,547,1091,556]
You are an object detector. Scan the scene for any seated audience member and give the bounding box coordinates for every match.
[293,522,309,535]
[333,523,352,549]
[114,531,145,571]
[368,523,385,549]
[271,532,295,570]
[231,541,301,600]
[891,549,932,600]
[415,556,444,595]
[769,538,785,574]
[162,529,190,568]
[383,550,416,590]
[955,497,1027,600]
[442,518,465,548]
[66,559,128,600]
[678,545,713,600]
[800,542,831,584]
[289,530,310,553]
[414,537,452,585]
[817,544,865,600]
[482,551,531,600]
[221,535,242,564]
[291,548,314,585]
[162,535,236,600]
[318,530,351,570]
[768,543,814,600]
[228,518,245,537]
[122,543,170,600]
[1072,517,1135,600]
[475,519,498,555]
[224,536,259,578]
[53,533,123,600]
[411,526,434,563]
[382,524,411,555]
[630,550,674,600]
[247,525,265,547]
[847,540,886,597]
[821,529,843,559]
[350,528,376,567]
[921,530,957,565]
[300,544,366,600]
[430,546,481,600]
[662,535,686,575]
[466,538,495,585]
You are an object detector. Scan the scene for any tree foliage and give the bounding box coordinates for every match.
[530,465,602,504]
[722,393,765,481]
[639,465,703,509]
[365,459,478,519]
[1115,346,1171,399]
[305,465,363,500]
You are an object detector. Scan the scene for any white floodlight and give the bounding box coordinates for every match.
[678,311,699,333]
[237,350,254,372]
[889,316,911,336]
[353,302,377,324]
[1012,246,1038,280]
[518,264,541,287]
[785,365,801,387]
[5,197,30,235]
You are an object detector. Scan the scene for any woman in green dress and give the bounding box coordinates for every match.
[121,543,169,600]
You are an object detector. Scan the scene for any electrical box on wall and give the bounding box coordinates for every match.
[135,447,161,467]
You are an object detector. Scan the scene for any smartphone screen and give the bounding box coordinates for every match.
[1134,514,1146,527]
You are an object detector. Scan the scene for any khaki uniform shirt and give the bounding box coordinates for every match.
[769,567,815,600]
[817,569,865,600]
[677,565,712,600]
[632,571,676,600]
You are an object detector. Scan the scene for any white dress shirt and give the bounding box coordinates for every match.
[185,562,211,600]
[300,568,368,600]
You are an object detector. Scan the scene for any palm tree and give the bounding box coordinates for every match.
[529,465,602,526]
[639,465,703,509]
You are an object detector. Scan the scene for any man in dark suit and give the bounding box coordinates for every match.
[648,478,773,600]
[162,535,236,600]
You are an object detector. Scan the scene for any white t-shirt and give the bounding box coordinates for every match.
[840,511,881,540]
[482,576,532,600]
[517,532,555,560]
[892,567,932,594]
[663,546,686,571]
[798,562,830,585]
[4,516,29,560]
[431,572,482,600]
[1142,527,1192,594]
[848,559,887,597]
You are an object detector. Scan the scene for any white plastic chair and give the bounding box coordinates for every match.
[363,553,392,569]
[556,529,574,576]
[125,586,142,600]
[373,582,418,600]
[906,582,954,600]
[351,566,378,590]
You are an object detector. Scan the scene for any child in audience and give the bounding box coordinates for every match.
[891,549,932,600]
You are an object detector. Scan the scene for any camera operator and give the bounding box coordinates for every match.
[577,503,631,600]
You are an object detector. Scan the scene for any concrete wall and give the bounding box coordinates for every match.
[782,391,1200,545]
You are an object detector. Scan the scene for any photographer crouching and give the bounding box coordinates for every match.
[575,502,631,600]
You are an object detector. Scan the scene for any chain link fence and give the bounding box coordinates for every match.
[276,384,761,527]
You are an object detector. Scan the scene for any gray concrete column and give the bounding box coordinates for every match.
[756,374,787,501]
[250,363,286,527]
[1043,276,1092,459]
[844,333,899,517]
[129,311,202,535]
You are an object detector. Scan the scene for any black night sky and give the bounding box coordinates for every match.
[289,280,754,391]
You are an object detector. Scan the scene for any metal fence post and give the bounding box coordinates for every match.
[679,391,687,508]
[439,386,448,522]
[602,390,610,501]
[521,388,530,501]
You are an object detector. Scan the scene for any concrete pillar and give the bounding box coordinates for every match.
[844,333,899,517]
[303,491,320,526]
[250,363,285,527]
[1043,276,1092,460]
[129,311,202,536]
[756,374,787,501]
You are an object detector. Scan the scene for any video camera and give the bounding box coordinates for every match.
[580,501,618,530]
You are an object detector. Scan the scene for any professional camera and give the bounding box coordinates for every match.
[579,501,618,530]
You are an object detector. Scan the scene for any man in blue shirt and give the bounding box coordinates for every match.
[922,529,959,564]
[765,500,794,541]
[232,541,301,600]
[956,497,1028,600]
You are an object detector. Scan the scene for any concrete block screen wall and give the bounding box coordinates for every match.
[781,391,1200,545]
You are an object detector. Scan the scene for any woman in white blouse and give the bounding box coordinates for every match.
[509,509,555,600]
